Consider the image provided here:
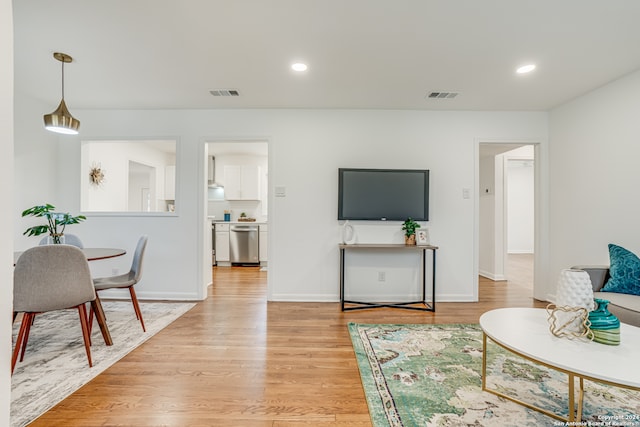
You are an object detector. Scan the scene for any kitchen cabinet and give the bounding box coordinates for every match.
[259,224,268,262]
[215,223,230,262]
[164,165,176,200]
[224,165,261,200]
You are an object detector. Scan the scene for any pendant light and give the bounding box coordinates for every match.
[43,52,80,135]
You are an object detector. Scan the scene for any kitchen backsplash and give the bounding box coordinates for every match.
[208,199,266,222]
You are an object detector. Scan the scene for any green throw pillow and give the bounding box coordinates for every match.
[602,244,640,296]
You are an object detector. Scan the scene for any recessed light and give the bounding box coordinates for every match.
[516,64,536,74]
[291,62,308,72]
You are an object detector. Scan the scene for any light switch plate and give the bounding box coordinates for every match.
[275,186,286,197]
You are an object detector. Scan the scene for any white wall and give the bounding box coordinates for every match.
[506,146,534,253]
[14,106,548,303]
[548,69,640,300]
[1,0,13,423]
[14,96,60,231]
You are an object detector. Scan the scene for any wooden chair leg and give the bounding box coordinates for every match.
[12,313,31,375]
[90,297,113,346]
[82,302,92,346]
[129,286,146,332]
[19,312,35,362]
[88,304,94,336]
[77,305,93,368]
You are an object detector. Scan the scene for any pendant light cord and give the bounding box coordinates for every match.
[60,58,65,100]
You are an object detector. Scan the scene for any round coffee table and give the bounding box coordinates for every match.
[479,307,640,422]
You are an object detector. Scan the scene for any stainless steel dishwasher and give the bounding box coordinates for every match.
[229,224,259,265]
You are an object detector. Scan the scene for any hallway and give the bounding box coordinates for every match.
[506,253,534,289]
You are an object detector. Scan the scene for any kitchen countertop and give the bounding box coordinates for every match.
[210,219,268,225]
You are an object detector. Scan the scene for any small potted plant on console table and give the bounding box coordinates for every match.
[402,217,420,245]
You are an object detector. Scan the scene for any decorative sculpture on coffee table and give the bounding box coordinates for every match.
[547,268,595,339]
[547,305,592,339]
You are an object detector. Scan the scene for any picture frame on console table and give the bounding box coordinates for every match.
[416,229,430,245]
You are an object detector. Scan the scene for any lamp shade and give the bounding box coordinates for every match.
[43,52,80,135]
[43,99,80,135]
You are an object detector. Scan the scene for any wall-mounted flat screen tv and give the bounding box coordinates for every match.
[338,168,429,221]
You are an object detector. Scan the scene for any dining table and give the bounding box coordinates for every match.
[12,247,127,347]
[13,247,126,265]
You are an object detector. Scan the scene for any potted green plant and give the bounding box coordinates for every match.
[22,203,86,244]
[401,217,421,245]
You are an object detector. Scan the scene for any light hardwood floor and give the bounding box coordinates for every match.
[29,265,545,427]
[506,253,534,289]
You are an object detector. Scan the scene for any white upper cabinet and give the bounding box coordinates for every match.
[224,165,261,200]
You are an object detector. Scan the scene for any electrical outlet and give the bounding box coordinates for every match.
[378,271,386,282]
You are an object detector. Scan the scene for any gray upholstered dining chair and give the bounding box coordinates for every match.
[12,245,110,374]
[92,235,148,332]
[38,233,84,248]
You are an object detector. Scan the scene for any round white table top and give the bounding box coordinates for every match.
[14,247,126,264]
[479,307,640,389]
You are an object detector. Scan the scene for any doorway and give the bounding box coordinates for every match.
[206,141,268,226]
[128,161,156,212]
[505,152,534,288]
[204,140,269,286]
[478,143,536,289]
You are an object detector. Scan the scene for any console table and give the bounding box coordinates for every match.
[339,243,438,311]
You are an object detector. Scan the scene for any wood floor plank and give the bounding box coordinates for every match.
[26,261,544,426]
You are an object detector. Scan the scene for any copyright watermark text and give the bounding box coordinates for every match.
[552,415,640,427]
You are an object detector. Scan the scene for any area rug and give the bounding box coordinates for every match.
[349,323,640,426]
[11,301,196,427]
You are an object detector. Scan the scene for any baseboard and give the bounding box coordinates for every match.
[98,289,202,301]
[479,270,506,281]
[269,293,478,303]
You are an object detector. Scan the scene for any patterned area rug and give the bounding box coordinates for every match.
[11,301,195,427]
[349,323,640,426]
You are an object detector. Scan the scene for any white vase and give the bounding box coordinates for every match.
[555,268,595,310]
[341,221,356,244]
[47,234,65,245]
[551,268,595,334]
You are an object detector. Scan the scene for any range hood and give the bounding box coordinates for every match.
[208,156,223,188]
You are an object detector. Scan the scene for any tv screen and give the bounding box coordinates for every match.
[338,168,429,221]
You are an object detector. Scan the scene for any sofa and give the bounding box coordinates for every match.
[573,265,640,327]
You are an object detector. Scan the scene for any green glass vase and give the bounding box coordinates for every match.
[588,299,620,345]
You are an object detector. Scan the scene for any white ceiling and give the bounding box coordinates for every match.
[13,0,640,112]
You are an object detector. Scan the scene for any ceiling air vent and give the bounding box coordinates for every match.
[426,91,459,99]
[210,89,240,97]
